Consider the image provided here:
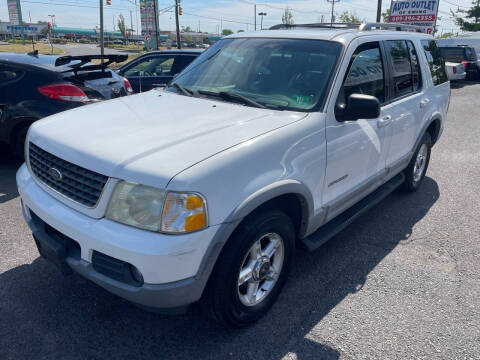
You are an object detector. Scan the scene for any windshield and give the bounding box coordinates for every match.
[166,38,342,111]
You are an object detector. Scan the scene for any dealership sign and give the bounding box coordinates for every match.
[389,0,440,34]
[7,0,23,26]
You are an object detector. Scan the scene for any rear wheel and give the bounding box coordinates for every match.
[402,132,431,192]
[201,209,295,327]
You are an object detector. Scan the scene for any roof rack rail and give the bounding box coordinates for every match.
[269,23,362,30]
[269,22,425,33]
[359,22,424,33]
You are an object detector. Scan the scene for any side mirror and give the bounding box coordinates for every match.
[337,94,380,121]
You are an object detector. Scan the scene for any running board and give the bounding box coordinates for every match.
[301,172,405,252]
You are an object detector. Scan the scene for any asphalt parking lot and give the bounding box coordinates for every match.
[1,82,479,360]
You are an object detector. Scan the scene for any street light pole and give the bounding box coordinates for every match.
[254,4,256,31]
[99,0,104,64]
[258,12,267,30]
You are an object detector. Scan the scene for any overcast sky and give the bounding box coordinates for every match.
[0,0,475,35]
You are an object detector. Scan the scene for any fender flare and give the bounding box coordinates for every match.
[412,114,442,153]
[193,180,315,294]
[225,179,314,227]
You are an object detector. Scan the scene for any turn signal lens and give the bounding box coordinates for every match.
[161,192,207,233]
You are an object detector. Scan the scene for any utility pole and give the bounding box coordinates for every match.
[254,4,257,31]
[153,0,159,49]
[130,10,133,42]
[376,0,382,22]
[99,0,104,64]
[175,0,181,49]
[258,12,267,30]
[327,0,340,26]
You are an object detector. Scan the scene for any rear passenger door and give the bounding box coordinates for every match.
[383,40,424,167]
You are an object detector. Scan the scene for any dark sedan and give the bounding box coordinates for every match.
[117,50,202,93]
[0,52,132,158]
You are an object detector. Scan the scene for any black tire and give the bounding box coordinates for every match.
[13,126,29,161]
[201,209,295,327]
[402,132,432,192]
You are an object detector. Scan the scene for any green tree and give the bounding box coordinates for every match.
[38,21,49,36]
[117,13,126,38]
[182,26,193,32]
[222,29,233,36]
[452,1,480,31]
[282,7,294,25]
[382,9,390,23]
[237,29,245,33]
[339,11,362,23]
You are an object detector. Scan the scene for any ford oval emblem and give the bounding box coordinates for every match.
[48,167,63,182]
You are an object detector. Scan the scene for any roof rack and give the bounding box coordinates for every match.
[269,22,425,33]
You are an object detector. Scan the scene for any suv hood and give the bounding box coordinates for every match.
[29,90,306,188]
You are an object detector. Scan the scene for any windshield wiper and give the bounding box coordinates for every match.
[197,90,266,109]
[171,82,193,97]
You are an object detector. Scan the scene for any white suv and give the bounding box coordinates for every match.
[17,23,450,327]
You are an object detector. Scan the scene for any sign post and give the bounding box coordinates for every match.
[140,0,159,50]
[7,0,25,44]
[388,0,440,35]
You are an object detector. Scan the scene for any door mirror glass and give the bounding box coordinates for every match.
[338,94,380,121]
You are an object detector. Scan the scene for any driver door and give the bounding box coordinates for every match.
[323,40,393,221]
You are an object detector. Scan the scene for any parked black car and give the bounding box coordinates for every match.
[117,50,202,93]
[439,45,480,80]
[0,52,133,158]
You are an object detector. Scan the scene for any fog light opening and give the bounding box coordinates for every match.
[130,265,144,285]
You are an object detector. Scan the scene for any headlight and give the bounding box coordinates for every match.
[106,181,207,233]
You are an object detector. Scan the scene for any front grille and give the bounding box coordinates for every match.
[29,142,108,207]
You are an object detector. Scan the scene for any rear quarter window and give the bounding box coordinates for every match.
[421,40,448,86]
[0,65,24,84]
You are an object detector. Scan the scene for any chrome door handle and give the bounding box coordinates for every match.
[377,115,392,128]
[420,98,431,108]
[152,83,167,88]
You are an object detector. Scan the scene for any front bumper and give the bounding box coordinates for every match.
[16,164,223,309]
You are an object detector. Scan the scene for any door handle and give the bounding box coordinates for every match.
[152,83,167,88]
[377,115,392,128]
[420,98,431,108]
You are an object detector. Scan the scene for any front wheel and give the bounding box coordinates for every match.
[201,210,295,327]
[402,132,432,192]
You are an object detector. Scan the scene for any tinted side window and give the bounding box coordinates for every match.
[0,65,22,84]
[386,40,413,98]
[421,40,448,86]
[407,41,422,91]
[337,42,385,114]
[124,56,176,77]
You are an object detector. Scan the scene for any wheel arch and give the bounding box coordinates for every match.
[194,181,315,297]
[225,180,314,239]
[426,116,442,146]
